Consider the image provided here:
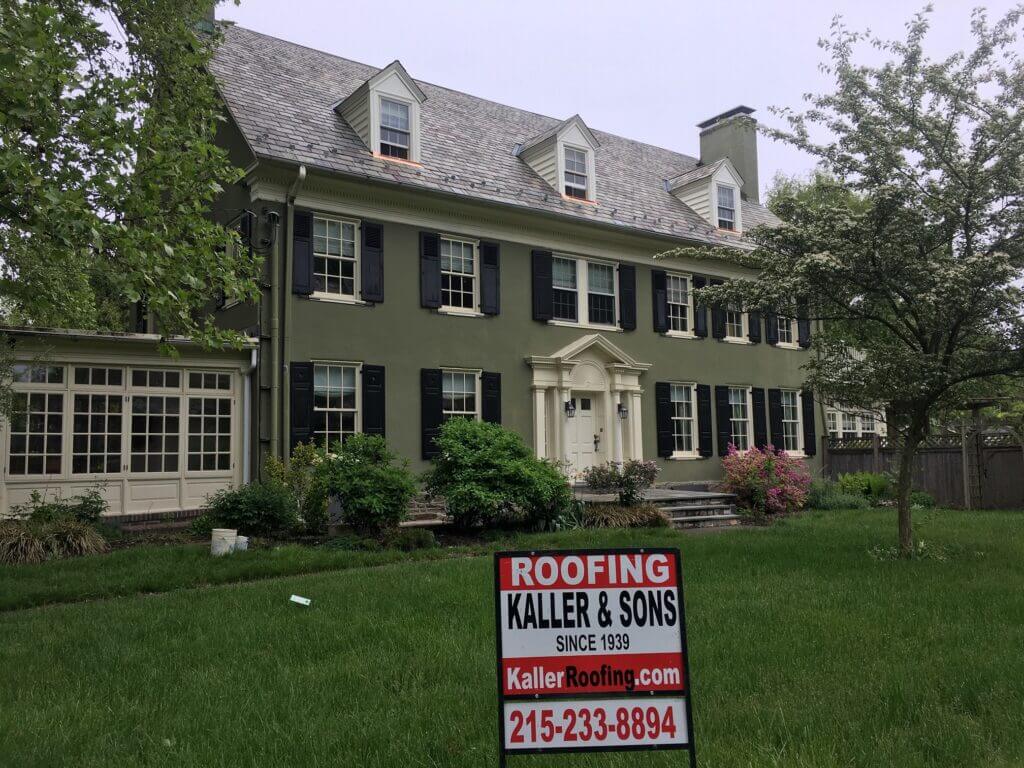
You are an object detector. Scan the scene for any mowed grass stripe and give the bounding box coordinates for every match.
[1,510,1023,766]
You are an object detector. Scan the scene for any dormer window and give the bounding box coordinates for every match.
[564,146,589,199]
[717,185,736,230]
[379,97,411,159]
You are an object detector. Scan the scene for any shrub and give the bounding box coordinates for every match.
[10,486,108,525]
[203,481,298,537]
[386,527,438,551]
[0,521,47,565]
[422,419,572,528]
[41,519,108,559]
[581,460,659,507]
[910,490,935,508]
[189,514,216,538]
[837,472,891,503]
[585,503,670,529]
[265,443,329,534]
[721,444,811,519]
[807,479,870,510]
[317,434,416,536]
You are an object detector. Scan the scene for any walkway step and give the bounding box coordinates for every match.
[673,514,742,528]
[659,503,735,514]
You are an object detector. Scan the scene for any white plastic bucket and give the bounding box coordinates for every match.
[211,528,238,556]
[233,535,249,552]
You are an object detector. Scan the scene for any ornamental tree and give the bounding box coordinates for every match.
[0,1,258,352]
[658,6,1024,555]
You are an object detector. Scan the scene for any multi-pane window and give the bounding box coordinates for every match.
[72,394,122,474]
[188,372,230,391]
[728,387,751,451]
[587,263,616,326]
[564,146,588,199]
[442,370,478,421]
[379,98,410,159]
[12,364,63,384]
[725,308,745,339]
[666,274,691,333]
[131,369,180,389]
[313,216,357,297]
[828,408,882,437]
[671,384,696,455]
[552,257,579,322]
[313,364,358,449]
[841,411,858,438]
[859,412,875,435]
[129,396,180,473]
[441,237,477,311]
[826,410,839,438]
[777,316,796,345]
[717,185,736,230]
[780,390,802,452]
[187,397,231,471]
[8,392,63,475]
[74,367,123,387]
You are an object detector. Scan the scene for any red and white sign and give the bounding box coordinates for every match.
[494,549,695,761]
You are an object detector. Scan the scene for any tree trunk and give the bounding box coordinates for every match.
[894,415,927,557]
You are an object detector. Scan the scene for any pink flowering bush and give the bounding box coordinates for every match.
[721,444,810,520]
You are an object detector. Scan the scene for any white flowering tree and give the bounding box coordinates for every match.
[658,7,1024,555]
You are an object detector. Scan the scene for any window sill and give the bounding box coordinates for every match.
[775,342,801,350]
[664,331,697,340]
[549,320,622,332]
[438,308,485,318]
[561,194,598,205]
[721,337,752,345]
[308,294,369,306]
[668,453,705,461]
[371,152,423,168]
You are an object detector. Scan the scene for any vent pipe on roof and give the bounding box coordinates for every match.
[698,106,759,204]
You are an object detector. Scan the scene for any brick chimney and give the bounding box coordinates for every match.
[698,106,759,204]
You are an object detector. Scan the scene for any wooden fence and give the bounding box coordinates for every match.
[822,432,1024,509]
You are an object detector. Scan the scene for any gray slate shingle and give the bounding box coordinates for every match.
[210,24,778,248]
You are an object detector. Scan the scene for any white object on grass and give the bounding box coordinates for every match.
[289,595,312,606]
[210,528,238,557]
[233,535,249,552]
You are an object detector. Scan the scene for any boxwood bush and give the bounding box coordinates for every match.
[203,480,298,537]
[422,419,572,529]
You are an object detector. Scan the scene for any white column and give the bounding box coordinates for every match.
[532,387,547,459]
[554,387,567,463]
[630,391,643,460]
[612,390,624,464]
[603,389,615,465]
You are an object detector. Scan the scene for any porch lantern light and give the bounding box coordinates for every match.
[617,403,629,420]
[564,400,576,418]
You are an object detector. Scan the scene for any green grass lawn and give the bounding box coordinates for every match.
[2,509,1024,767]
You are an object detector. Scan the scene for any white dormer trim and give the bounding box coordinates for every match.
[668,157,744,233]
[334,60,427,164]
[517,115,600,202]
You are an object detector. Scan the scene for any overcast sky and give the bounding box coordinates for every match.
[216,1,1019,197]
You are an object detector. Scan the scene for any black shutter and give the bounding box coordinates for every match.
[696,384,713,457]
[765,311,779,345]
[420,232,441,309]
[289,362,315,449]
[655,382,673,458]
[360,222,384,303]
[768,388,783,449]
[715,385,732,456]
[801,390,817,455]
[292,210,314,296]
[480,242,500,315]
[710,279,726,339]
[797,300,812,348]
[618,264,636,331]
[532,250,553,321]
[693,275,708,338]
[748,311,762,343]
[752,388,768,448]
[421,369,443,459]
[651,269,668,333]
[481,372,501,424]
[361,365,385,437]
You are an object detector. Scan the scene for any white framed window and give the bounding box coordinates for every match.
[379,97,411,159]
[728,386,752,451]
[72,393,123,474]
[859,412,876,435]
[780,390,802,453]
[563,145,589,199]
[551,256,617,327]
[12,364,64,385]
[74,366,123,388]
[313,363,359,449]
[8,391,64,476]
[442,370,480,421]
[187,397,232,472]
[776,316,797,346]
[827,407,885,438]
[440,236,478,312]
[666,274,693,334]
[313,215,359,298]
[717,184,736,230]
[670,383,697,456]
[841,411,858,438]
[129,395,180,473]
[724,307,746,340]
[826,410,838,438]
[131,368,181,390]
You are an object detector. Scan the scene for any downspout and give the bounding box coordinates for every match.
[242,345,258,483]
[280,164,307,459]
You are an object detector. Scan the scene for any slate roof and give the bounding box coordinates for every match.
[665,158,729,190]
[210,23,779,247]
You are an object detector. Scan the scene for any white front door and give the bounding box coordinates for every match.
[566,394,603,476]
